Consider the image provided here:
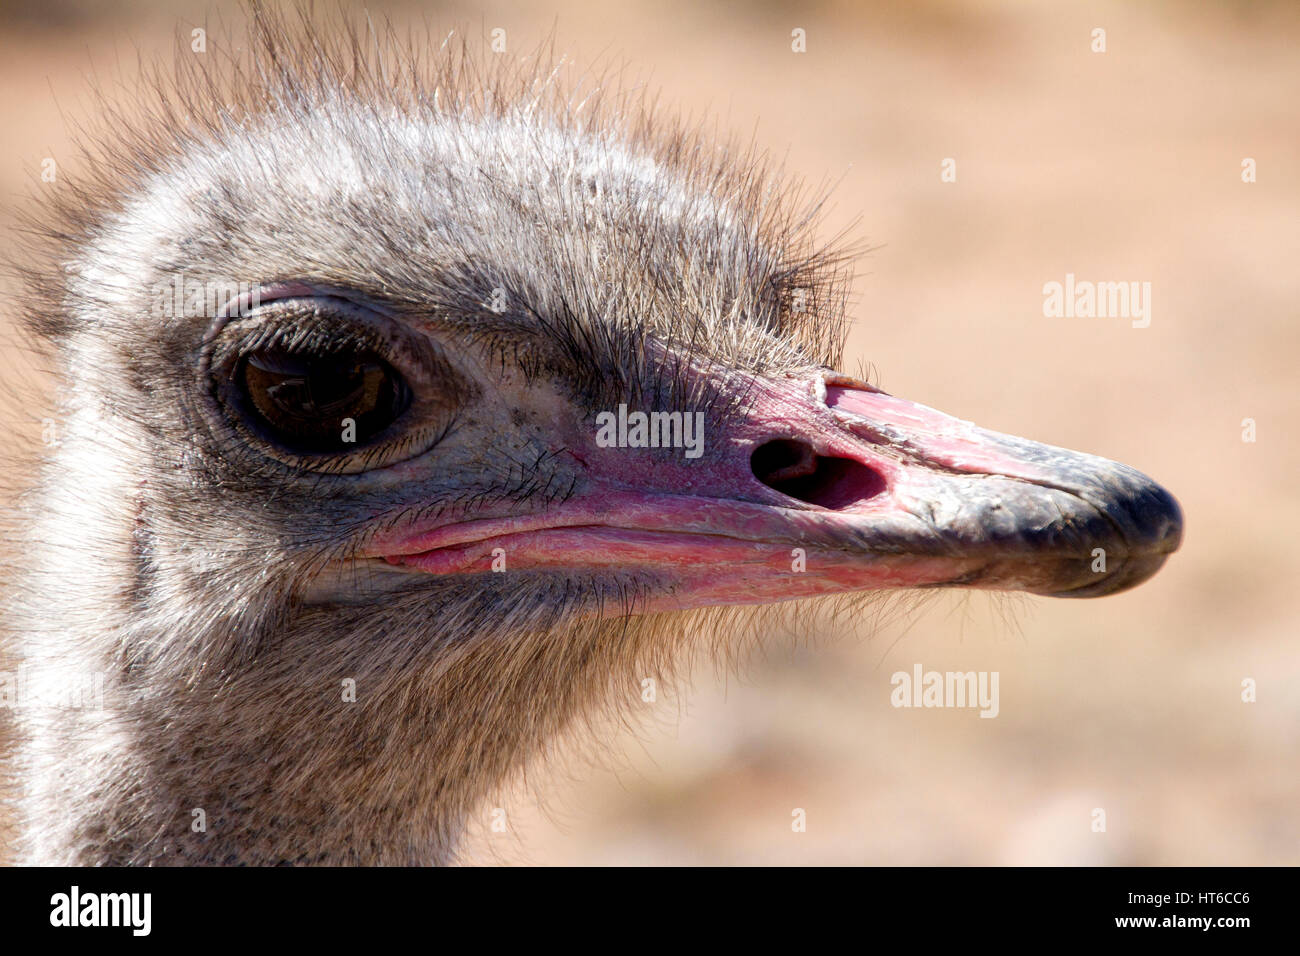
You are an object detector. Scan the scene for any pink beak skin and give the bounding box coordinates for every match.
[376,372,1183,616]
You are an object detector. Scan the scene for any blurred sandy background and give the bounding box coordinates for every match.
[1,0,1296,864]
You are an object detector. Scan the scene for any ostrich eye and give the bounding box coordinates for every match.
[239,348,412,453]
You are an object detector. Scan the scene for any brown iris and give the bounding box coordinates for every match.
[239,348,412,453]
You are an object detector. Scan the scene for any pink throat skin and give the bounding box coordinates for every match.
[366,373,1181,613]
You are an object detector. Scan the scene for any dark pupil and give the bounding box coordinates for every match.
[241,349,411,453]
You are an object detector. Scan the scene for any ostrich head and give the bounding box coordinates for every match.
[7,13,1181,864]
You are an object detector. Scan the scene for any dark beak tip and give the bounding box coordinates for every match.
[1124,463,1184,542]
[1153,485,1185,552]
[1003,465,1183,599]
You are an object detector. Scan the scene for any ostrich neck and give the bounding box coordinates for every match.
[18,609,487,865]
[13,434,522,865]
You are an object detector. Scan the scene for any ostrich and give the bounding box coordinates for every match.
[2,12,1181,865]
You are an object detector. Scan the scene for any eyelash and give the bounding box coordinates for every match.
[221,320,392,368]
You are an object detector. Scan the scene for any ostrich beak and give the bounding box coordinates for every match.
[787,377,1185,598]
[378,373,1182,611]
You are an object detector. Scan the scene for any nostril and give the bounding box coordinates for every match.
[750,439,817,484]
[750,439,887,510]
